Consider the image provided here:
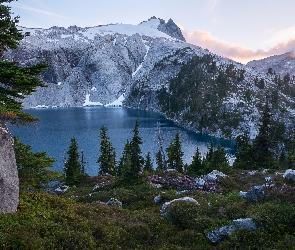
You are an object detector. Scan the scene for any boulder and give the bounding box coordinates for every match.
[233,218,257,230]
[203,170,227,182]
[106,198,122,208]
[283,169,295,181]
[206,225,236,243]
[0,121,19,213]
[154,195,162,203]
[160,197,199,222]
[239,185,265,202]
[207,218,257,243]
[54,185,69,194]
[195,178,205,186]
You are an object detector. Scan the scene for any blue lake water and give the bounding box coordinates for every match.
[9,107,235,176]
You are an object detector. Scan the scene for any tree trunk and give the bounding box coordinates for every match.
[0,120,19,213]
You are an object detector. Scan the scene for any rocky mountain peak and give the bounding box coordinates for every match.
[157,18,186,42]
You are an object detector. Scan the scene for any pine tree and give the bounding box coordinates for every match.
[129,119,144,177]
[166,131,184,173]
[0,1,47,124]
[186,147,202,175]
[118,140,132,177]
[156,150,164,172]
[252,103,273,169]
[13,137,56,190]
[97,125,116,175]
[234,132,254,169]
[64,137,81,186]
[210,144,230,173]
[143,152,153,173]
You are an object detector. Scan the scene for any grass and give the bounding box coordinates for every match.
[1,168,295,249]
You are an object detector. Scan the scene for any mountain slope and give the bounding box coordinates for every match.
[4,18,295,139]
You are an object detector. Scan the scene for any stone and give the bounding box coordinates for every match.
[54,185,69,194]
[154,195,162,203]
[207,218,257,243]
[233,218,257,231]
[195,178,205,186]
[206,225,236,243]
[203,170,227,182]
[239,185,265,202]
[160,197,199,222]
[265,176,272,182]
[0,121,19,213]
[106,198,122,208]
[283,169,295,181]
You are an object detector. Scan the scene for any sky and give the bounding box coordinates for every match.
[8,0,295,64]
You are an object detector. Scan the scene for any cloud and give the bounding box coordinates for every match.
[178,24,295,64]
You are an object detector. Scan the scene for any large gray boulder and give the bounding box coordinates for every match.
[239,185,265,202]
[283,169,295,181]
[0,121,19,213]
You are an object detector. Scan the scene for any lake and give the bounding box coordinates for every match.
[9,107,235,176]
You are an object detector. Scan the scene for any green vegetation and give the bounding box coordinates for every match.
[0,0,47,124]
[64,137,83,186]
[97,125,116,175]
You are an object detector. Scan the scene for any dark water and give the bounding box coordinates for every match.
[9,107,235,176]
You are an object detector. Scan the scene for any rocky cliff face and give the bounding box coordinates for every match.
[4,18,295,139]
[4,17,187,108]
[0,121,19,213]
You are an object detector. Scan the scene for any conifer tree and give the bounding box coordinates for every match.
[64,137,81,186]
[129,119,144,177]
[0,0,47,124]
[234,132,254,169]
[186,147,202,175]
[210,144,230,173]
[156,150,164,172]
[143,152,153,173]
[13,137,56,190]
[118,140,132,176]
[252,103,273,169]
[97,125,116,175]
[166,131,184,173]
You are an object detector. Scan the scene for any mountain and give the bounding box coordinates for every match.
[247,51,295,78]
[4,18,295,139]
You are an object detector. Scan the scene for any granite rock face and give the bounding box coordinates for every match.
[0,121,19,213]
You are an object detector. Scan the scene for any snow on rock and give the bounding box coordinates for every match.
[105,94,125,107]
[83,93,103,106]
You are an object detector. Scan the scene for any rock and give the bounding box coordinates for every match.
[203,170,227,182]
[265,176,272,182]
[239,185,265,202]
[0,121,19,213]
[54,185,69,194]
[233,218,257,231]
[106,198,122,208]
[283,169,295,181]
[206,225,236,243]
[93,184,100,191]
[160,197,199,221]
[248,170,258,176]
[207,218,257,243]
[195,178,205,186]
[154,195,162,203]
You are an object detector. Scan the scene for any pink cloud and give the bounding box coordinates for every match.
[179,25,295,64]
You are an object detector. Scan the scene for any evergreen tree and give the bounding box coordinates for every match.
[166,131,184,173]
[234,132,254,169]
[252,103,273,169]
[13,137,56,190]
[129,119,144,177]
[64,137,81,186]
[0,0,47,124]
[156,150,164,172]
[210,144,230,173]
[143,152,153,173]
[186,147,202,175]
[97,125,116,175]
[118,140,132,177]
